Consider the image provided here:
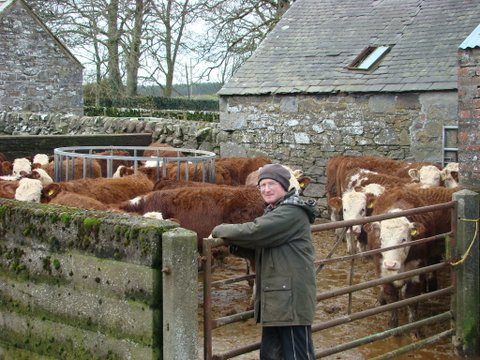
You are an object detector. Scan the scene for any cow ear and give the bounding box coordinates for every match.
[440,170,447,181]
[328,197,342,209]
[411,222,426,237]
[364,221,379,234]
[43,183,61,201]
[297,176,311,189]
[365,193,376,209]
[408,168,420,181]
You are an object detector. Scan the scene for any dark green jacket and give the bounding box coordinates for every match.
[212,191,317,326]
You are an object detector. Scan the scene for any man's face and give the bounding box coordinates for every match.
[258,179,287,205]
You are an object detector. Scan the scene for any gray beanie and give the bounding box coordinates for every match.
[258,164,291,191]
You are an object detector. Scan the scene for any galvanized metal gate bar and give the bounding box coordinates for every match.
[316,311,452,358]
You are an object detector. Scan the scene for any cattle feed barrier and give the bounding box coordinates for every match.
[201,191,480,359]
[53,145,217,182]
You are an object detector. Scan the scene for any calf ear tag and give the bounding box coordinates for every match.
[48,189,56,196]
[367,201,374,209]
[410,229,418,236]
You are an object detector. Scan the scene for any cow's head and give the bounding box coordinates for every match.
[15,178,43,203]
[440,162,459,188]
[408,165,441,188]
[377,214,426,284]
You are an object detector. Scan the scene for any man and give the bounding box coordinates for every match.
[211,163,317,359]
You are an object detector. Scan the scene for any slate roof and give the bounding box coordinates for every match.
[218,0,480,96]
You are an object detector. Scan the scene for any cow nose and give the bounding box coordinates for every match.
[383,260,399,270]
[351,225,361,235]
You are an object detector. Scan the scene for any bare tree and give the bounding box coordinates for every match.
[28,0,293,100]
[143,0,199,98]
[124,0,150,97]
[195,0,295,83]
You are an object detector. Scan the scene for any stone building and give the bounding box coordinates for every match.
[217,0,480,207]
[0,0,83,115]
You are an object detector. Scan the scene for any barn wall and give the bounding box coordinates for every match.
[218,91,458,209]
[0,1,83,115]
[0,198,198,359]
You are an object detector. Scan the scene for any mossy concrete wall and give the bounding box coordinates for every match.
[0,198,198,359]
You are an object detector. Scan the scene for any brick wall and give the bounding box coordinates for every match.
[457,47,480,191]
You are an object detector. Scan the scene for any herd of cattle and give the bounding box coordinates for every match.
[326,155,459,336]
[0,147,460,335]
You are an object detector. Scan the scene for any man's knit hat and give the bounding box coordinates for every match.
[258,164,291,191]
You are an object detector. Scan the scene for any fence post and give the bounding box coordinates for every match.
[162,228,199,360]
[452,189,480,357]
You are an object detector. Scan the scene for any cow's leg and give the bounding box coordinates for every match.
[380,283,399,329]
[345,231,355,254]
[404,280,424,340]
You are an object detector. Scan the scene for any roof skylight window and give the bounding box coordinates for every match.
[349,45,390,71]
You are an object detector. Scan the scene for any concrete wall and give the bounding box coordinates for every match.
[0,1,83,115]
[0,198,198,359]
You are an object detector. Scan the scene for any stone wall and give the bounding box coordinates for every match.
[0,1,83,115]
[0,92,458,216]
[218,91,458,209]
[457,47,480,191]
[0,111,220,154]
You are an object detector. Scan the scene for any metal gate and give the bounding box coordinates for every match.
[201,195,478,359]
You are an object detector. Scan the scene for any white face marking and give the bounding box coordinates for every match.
[342,189,367,235]
[12,158,32,176]
[379,214,415,276]
[112,165,124,178]
[14,178,43,203]
[418,165,441,187]
[33,168,53,185]
[362,183,385,197]
[33,154,50,165]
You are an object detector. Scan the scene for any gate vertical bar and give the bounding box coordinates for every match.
[452,189,479,357]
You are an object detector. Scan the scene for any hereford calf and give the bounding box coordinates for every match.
[216,156,272,185]
[119,185,265,251]
[47,191,114,211]
[15,178,43,202]
[328,183,385,254]
[440,162,459,188]
[42,172,154,205]
[12,158,32,176]
[364,186,454,338]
